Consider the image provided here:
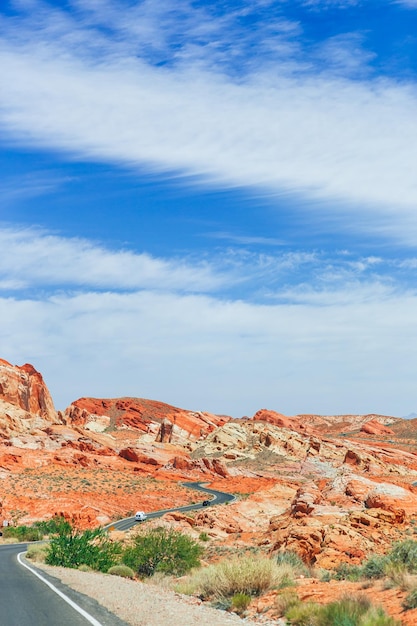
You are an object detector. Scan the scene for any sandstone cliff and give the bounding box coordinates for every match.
[0,359,59,436]
[64,396,230,444]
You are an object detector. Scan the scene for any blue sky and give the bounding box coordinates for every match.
[1,0,417,417]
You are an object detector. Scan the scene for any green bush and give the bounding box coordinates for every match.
[316,594,371,625]
[361,555,388,580]
[34,517,72,536]
[122,527,202,577]
[285,595,399,626]
[387,540,417,573]
[199,532,210,542]
[276,551,310,576]
[231,592,251,613]
[274,590,300,617]
[77,564,92,572]
[2,517,72,543]
[2,525,42,542]
[402,586,417,610]
[285,600,321,625]
[334,562,363,582]
[359,607,400,626]
[46,526,122,572]
[108,565,135,579]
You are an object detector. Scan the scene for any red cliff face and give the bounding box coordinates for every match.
[0,358,57,421]
[64,396,230,443]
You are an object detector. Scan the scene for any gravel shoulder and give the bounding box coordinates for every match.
[33,562,270,626]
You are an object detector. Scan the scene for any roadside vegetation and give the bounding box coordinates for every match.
[18,520,417,624]
[2,516,71,542]
[121,526,203,576]
[283,594,399,626]
[333,539,417,591]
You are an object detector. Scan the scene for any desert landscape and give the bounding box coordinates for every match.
[3,357,417,624]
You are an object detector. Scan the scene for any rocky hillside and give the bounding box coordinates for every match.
[2,358,417,580]
[64,396,230,444]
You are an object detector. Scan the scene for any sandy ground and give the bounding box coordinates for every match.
[33,562,280,626]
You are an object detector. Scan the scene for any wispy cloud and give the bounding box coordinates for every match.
[0,227,226,292]
[2,279,417,416]
[1,1,417,417]
[206,232,287,246]
[0,222,415,415]
[0,226,414,300]
[1,1,417,242]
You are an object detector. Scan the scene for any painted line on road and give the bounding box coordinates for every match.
[17,552,104,626]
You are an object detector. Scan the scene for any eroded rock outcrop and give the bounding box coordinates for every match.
[361,420,395,436]
[0,359,59,436]
[64,397,230,444]
[0,359,57,420]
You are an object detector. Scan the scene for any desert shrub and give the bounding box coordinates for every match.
[274,590,300,616]
[122,527,202,577]
[34,517,72,536]
[231,592,251,613]
[358,606,400,626]
[286,594,398,626]
[108,565,135,579]
[319,570,333,583]
[387,540,417,573]
[2,517,72,543]
[402,586,417,610]
[26,543,48,562]
[77,564,92,572]
[361,555,388,580]
[285,600,321,625]
[211,597,232,611]
[276,550,310,576]
[334,562,363,582]
[199,532,210,542]
[2,525,42,542]
[173,579,198,595]
[383,561,413,590]
[191,555,292,599]
[316,594,371,625]
[46,526,122,572]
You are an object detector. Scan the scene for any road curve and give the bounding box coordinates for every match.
[0,482,234,624]
[108,481,235,531]
[0,543,127,625]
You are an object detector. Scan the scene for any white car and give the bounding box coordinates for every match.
[134,511,147,522]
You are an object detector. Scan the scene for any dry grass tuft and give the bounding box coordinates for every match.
[187,555,295,600]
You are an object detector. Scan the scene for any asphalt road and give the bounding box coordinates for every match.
[0,543,130,626]
[0,481,234,625]
[106,481,235,531]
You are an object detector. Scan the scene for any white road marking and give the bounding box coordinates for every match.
[17,552,104,626]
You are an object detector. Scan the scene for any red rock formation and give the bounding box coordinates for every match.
[65,396,230,442]
[118,447,139,462]
[252,409,297,430]
[361,420,395,436]
[0,359,57,421]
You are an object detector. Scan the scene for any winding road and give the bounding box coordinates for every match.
[0,482,234,625]
[108,481,236,531]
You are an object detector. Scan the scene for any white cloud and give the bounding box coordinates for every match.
[0,224,409,303]
[1,5,417,240]
[395,1,417,7]
[0,222,414,417]
[1,2,417,418]
[0,227,226,292]
[1,284,417,417]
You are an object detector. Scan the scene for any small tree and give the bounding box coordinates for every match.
[122,526,202,577]
[46,525,121,572]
